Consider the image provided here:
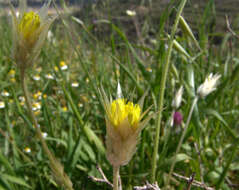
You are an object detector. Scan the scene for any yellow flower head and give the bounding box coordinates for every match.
[10,0,55,69]
[99,83,153,167]
[109,98,141,128]
[18,11,41,47]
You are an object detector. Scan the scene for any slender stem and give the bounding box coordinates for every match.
[20,69,52,159]
[113,166,120,190]
[20,69,74,190]
[166,97,198,187]
[150,0,188,182]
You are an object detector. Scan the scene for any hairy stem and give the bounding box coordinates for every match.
[113,166,120,190]
[150,0,188,182]
[20,69,74,190]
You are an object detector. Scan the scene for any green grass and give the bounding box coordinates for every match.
[0,0,239,189]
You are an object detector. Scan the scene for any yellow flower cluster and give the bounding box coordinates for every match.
[18,11,41,47]
[109,99,141,128]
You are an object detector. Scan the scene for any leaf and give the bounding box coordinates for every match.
[230,162,239,171]
[83,124,105,155]
[0,151,14,175]
[166,153,191,165]
[205,109,228,126]
[205,109,238,141]
[0,174,31,189]
[45,137,67,148]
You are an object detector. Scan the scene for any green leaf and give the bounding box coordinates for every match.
[0,174,31,189]
[205,109,228,126]
[0,151,14,175]
[83,124,105,155]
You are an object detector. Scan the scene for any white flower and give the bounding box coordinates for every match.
[0,102,5,109]
[42,132,48,138]
[71,82,79,87]
[60,61,68,70]
[33,74,41,81]
[45,73,54,79]
[19,96,25,102]
[47,30,53,40]
[197,73,221,98]
[172,86,183,109]
[78,103,83,108]
[32,102,41,111]
[126,10,136,17]
[24,147,31,153]
[1,90,10,97]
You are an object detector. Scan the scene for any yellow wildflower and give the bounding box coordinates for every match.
[10,78,16,83]
[24,147,31,153]
[0,101,5,109]
[10,0,55,69]
[33,91,42,100]
[60,61,68,70]
[109,99,141,129]
[100,83,153,166]
[62,106,68,112]
[33,74,41,81]
[8,69,16,76]
[54,66,59,72]
[18,11,41,48]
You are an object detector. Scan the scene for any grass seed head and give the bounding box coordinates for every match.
[197,73,221,98]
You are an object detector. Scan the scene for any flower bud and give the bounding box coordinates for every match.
[173,111,183,126]
[197,73,221,98]
[172,86,183,109]
[100,84,152,167]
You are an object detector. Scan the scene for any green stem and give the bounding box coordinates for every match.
[166,97,198,187]
[113,166,120,190]
[20,69,74,190]
[150,0,188,182]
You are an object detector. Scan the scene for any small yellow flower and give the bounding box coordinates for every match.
[10,0,55,68]
[32,102,41,111]
[18,11,41,48]
[126,10,136,17]
[36,67,42,73]
[33,74,41,81]
[109,99,141,129]
[60,61,68,70]
[0,101,5,109]
[42,132,48,138]
[24,147,31,153]
[62,106,68,112]
[43,94,47,99]
[78,103,83,107]
[71,82,79,87]
[1,90,10,97]
[146,67,152,72]
[54,66,59,72]
[33,91,42,100]
[45,73,54,79]
[10,78,16,83]
[8,69,16,76]
[34,110,41,116]
[81,95,88,103]
[100,83,153,166]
